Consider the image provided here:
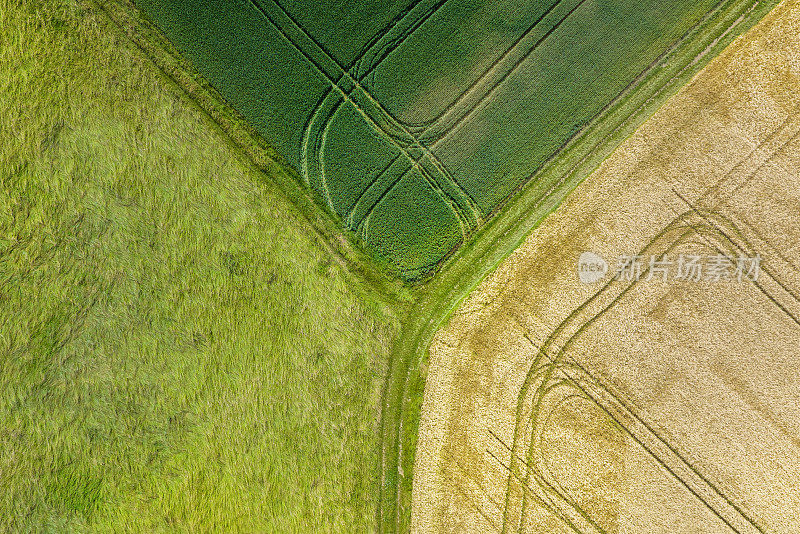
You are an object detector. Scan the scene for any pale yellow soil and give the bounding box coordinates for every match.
[412,1,800,532]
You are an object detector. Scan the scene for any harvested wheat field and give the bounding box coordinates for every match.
[413,0,800,532]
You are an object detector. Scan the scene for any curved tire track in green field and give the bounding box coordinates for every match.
[246,0,481,239]
[301,90,346,211]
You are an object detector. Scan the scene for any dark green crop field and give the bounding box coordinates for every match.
[132,0,759,281]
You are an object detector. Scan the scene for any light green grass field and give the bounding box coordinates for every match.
[0,1,399,531]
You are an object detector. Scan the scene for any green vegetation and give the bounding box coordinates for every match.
[432,0,721,213]
[0,1,400,531]
[362,173,463,281]
[131,0,774,282]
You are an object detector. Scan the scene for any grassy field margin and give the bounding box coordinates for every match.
[1,0,407,530]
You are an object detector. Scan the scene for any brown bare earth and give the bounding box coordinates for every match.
[412,1,800,532]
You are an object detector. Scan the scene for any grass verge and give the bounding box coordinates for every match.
[0,1,401,530]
